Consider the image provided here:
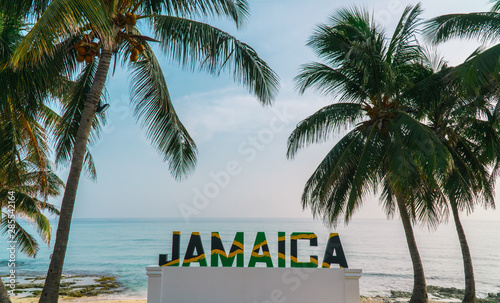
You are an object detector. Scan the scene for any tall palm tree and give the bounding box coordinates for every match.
[5,0,279,302]
[0,11,63,303]
[389,47,500,303]
[287,5,451,303]
[423,11,500,300]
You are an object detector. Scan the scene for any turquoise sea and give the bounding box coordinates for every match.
[2,218,499,298]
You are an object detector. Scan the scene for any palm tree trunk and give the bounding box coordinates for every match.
[396,195,428,303]
[0,278,12,303]
[38,50,113,303]
[451,203,476,303]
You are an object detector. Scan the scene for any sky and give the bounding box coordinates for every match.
[49,0,500,221]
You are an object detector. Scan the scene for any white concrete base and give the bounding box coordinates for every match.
[146,266,362,303]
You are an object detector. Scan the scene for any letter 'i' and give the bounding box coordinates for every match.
[278,232,285,267]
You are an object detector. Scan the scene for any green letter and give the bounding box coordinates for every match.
[248,232,273,267]
[290,232,318,268]
[211,232,244,267]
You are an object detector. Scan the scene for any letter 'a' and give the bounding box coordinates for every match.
[183,232,207,267]
[322,233,348,268]
[248,232,273,267]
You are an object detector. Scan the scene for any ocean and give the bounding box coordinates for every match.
[2,218,499,298]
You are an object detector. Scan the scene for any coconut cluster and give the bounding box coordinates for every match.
[115,12,137,28]
[73,34,100,64]
[73,12,146,64]
[125,12,137,26]
[114,12,145,62]
[130,42,145,62]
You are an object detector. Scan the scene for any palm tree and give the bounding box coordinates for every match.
[287,5,451,303]
[423,11,500,300]
[0,11,63,303]
[5,0,279,301]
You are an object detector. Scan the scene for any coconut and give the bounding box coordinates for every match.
[88,50,96,56]
[130,14,137,26]
[131,48,140,56]
[76,55,85,62]
[85,56,94,64]
[77,47,87,56]
[125,12,132,25]
[130,54,139,62]
[73,41,81,50]
[136,44,145,52]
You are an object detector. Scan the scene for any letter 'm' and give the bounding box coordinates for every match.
[211,232,244,267]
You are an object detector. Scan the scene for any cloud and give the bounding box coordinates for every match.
[172,80,332,144]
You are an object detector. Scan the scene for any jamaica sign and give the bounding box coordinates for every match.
[159,232,348,268]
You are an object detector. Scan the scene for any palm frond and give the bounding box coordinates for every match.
[425,12,500,44]
[307,6,373,64]
[287,103,364,159]
[387,4,423,67]
[452,44,500,92]
[1,215,39,257]
[343,125,382,223]
[154,15,279,105]
[301,129,366,226]
[127,41,198,179]
[39,202,60,216]
[0,0,51,18]
[389,111,452,177]
[10,0,111,67]
[142,0,249,27]
[295,62,366,101]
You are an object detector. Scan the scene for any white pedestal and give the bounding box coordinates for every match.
[146,266,362,303]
